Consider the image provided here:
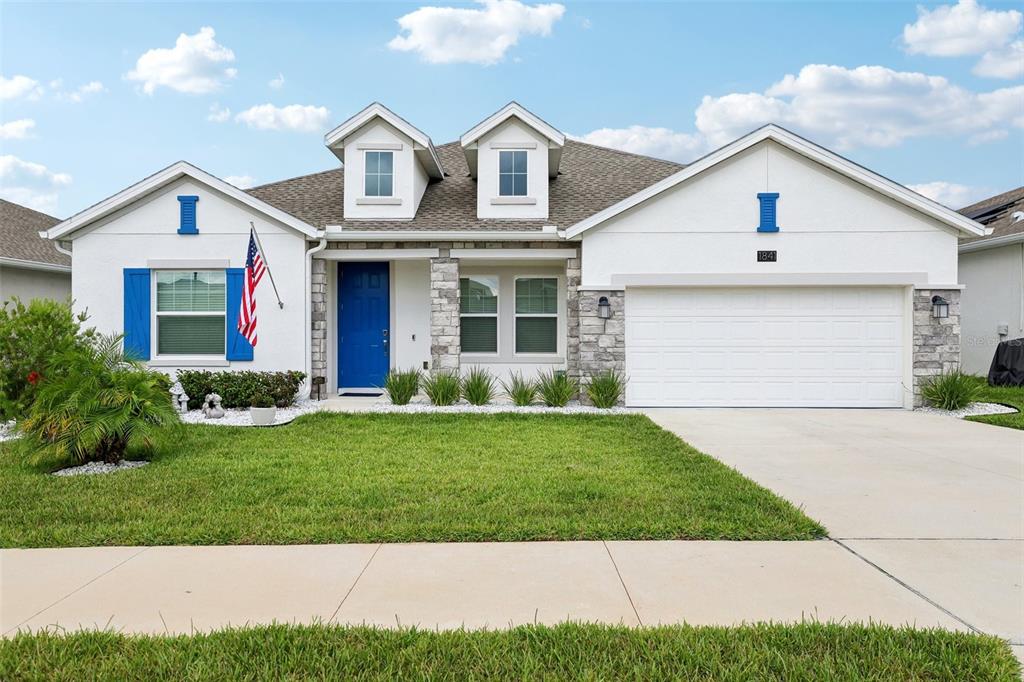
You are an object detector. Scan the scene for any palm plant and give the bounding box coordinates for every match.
[462,367,497,405]
[586,370,627,409]
[536,370,579,407]
[501,372,538,407]
[19,334,178,465]
[422,371,461,406]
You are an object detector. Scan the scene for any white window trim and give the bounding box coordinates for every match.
[513,275,559,357]
[151,270,227,360]
[459,274,500,357]
[362,149,395,199]
[497,149,529,198]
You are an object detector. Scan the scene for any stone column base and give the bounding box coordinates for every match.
[912,288,961,407]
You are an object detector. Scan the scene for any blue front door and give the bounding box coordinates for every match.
[338,262,389,388]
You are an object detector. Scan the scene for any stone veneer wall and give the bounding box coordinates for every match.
[912,288,962,407]
[308,240,576,384]
[575,290,625,404]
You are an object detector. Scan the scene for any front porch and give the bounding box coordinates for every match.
[310,241,582,394]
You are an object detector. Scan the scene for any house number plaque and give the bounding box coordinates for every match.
[757,250,778,263]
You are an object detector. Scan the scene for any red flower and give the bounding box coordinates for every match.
[26,371,40,385]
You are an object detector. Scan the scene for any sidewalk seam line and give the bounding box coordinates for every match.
[329,543,382,624]
[830,538,984,636]
[5,546,151,635]
[602,541,643,627]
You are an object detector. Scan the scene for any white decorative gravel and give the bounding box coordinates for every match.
[52,460,149,477]
[178,399,326,427]
[0,420,16,442]
[368,395,626,411]
[916,401,1018,419]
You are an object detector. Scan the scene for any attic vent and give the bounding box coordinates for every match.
[177,195,199,235]
[757,193,780,233]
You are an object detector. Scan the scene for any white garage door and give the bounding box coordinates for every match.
[625,287,905,407]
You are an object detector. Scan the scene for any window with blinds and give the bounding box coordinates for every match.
[155,271,226,355]
[459,276,498,353]
[515,278,557,353]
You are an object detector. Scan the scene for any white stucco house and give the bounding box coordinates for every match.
[1,199,71,303]
[958,187,1024,375]
[42,101,988,408]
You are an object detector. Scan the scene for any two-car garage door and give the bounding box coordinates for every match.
[625,287,906,407]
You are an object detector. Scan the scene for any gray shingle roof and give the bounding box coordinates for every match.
[0,199,68,267]
[958,186,1024,244]
[246,140,683,231]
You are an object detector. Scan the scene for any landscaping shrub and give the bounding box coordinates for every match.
[383,368,421,405]
[921,370,981,411]
[537,370,578,407]
[586,370,626,409]
[422,371,461,406]
[249,392,275,409]
[501,372,537,407]
[176,370,305,410]
[0,298,93,421]
[462,367,496,406]
[18,334,177,465]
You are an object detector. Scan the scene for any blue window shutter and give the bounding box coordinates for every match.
[225,268,254,361]
[177,195,199,234]
[757,193,780,233]
[123,268,151,361]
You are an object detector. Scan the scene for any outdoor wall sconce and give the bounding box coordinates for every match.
[598,296,612,319]
[931,295,949,319]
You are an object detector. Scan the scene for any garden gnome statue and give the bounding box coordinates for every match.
[203,393,225,419]
[169,382,190,414]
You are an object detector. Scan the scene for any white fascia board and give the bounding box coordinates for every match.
[607,272,930,288]
[459,102,566,148]
[324,225,562,241]
[565,124,987,239]
[314,248,440,261]
[43,161,320,241]
[450,248,577,259]
[0,257,71,273]
[323,102,444,179]
[959,232,1024,253]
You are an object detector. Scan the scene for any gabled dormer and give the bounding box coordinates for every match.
[460,102,565,220]
[324,103,444,221]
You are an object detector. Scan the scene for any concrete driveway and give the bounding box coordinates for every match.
[645,408,1024,653]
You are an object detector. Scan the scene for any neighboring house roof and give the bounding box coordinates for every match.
[958,186,1024,252]
[323,102,444,180]
[246,139,683,232]
[0,198,69,270]
[564,124,987,239]
[44,161,321,241]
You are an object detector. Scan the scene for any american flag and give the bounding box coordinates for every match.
[239,228,265,347]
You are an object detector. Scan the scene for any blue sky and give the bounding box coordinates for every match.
[1,0,1022,217]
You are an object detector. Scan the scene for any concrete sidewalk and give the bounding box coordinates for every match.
[2,540,965,637]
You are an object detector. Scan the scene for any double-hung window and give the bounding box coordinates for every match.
[498,150,528,197]
[155,271,226,356]
[515,278,557,354]
[364,150,394,197]
[459,276,498,354]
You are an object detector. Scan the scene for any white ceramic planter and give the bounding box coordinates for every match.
[249,406,277,426]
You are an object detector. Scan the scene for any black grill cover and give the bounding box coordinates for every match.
[988,338,1024,387]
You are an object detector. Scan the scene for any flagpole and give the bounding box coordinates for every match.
[250,221,284,309]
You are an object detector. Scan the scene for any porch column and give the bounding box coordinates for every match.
[310,258,328,386]
[430,252,460,372]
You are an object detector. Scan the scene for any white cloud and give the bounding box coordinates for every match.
[974,40,1024,79]
[0,155,72,214]
[208,103,231,122]
[0,74,43,101]
[0,119,36,140]
[268,73,285,89]
[234,103,330,132]
[126,27,237,95]
[694,64,1024,150]
[902,0,1021,57]
[54,80,106,103]
[573,125,705,163]
[224,175,256,189]
[907,181,987,208]
[388,0,566,65]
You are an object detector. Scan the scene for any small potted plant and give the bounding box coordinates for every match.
[249,391,276,426]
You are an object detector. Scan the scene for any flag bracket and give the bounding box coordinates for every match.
[250,221,284,309]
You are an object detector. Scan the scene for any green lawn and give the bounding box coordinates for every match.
[1,622,1017,681]
[965,375,1024,430]
[0,413,824,547]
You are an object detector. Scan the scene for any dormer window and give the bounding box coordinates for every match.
[498,150,528,197]
[364,151,394,197]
